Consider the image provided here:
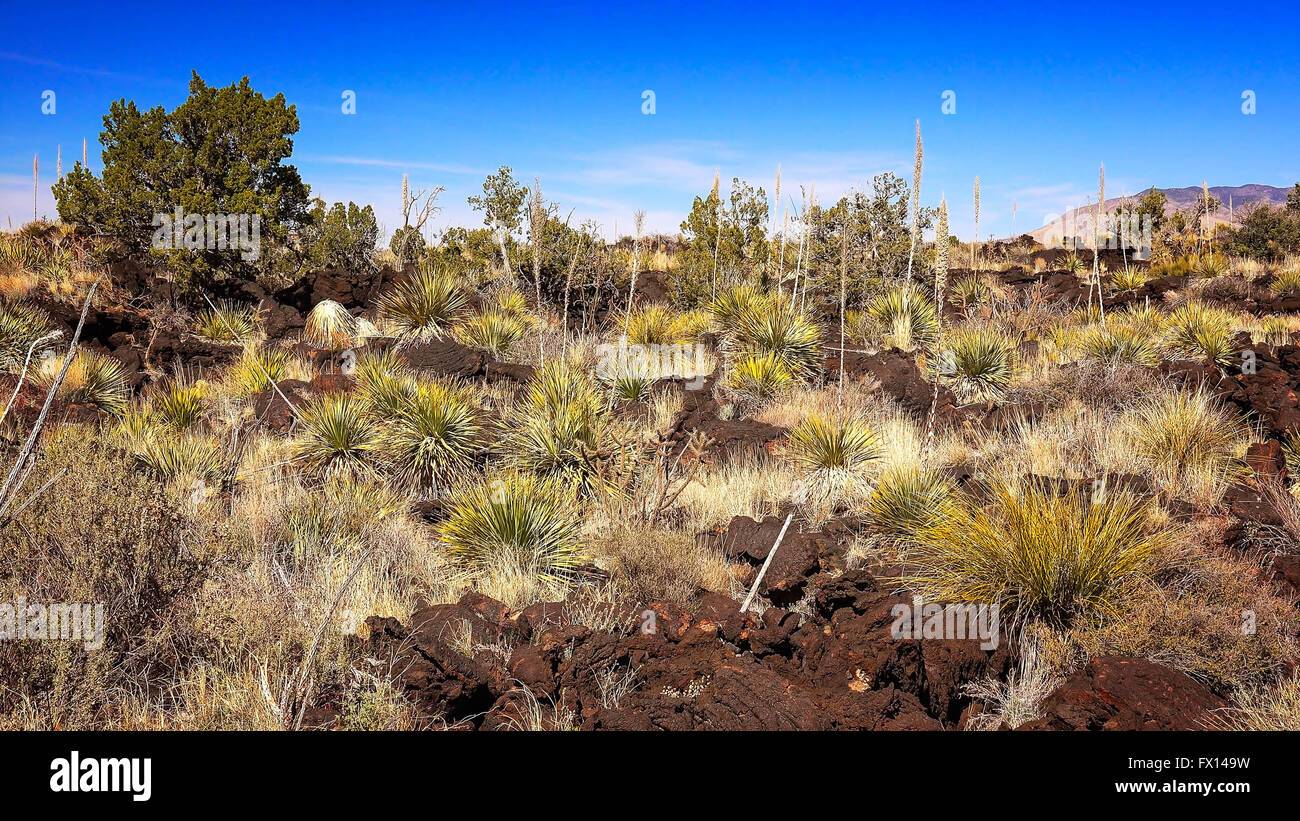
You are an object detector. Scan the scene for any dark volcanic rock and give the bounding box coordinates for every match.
[1019,656,1228,731]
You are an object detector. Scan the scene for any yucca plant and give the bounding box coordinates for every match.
[732,298,822,377]
[1111,267,1149,292]
[303,299,358,350]
[375,265,469,342]
[1270,266,1300,296]
[728,352,793,398]
[673,308,713,340]
[438,472,588,583]
[904,474,1170,626]
[377,380,484,492]
[279,476,406,570]
[1161,301,1237,364]
[950,275,999,310]
[1193,253,1229,279]
[1128,388,1246,484]
[1077,324,1160,367]
[784,414,881,505]
[1062,252,1086,276]
[36,349,128,415]
[454,310,527,358]
[708,284,767,330]
[494,288,529,317]
[1116,302,1165,336]
[194,301,259,343]
[1256,315,1293,347]
[602,370,654,403]
[228,346,288,395]
[867,283,939,351]
[293,393,380,478]
[151,380,207,432]
[624,304,686,345]
[500,360,625,495]
[136,432,224,483]
[862,464,955,541]
[355,355,418,418]
[942,327,1017,403]
[0,300,55,371]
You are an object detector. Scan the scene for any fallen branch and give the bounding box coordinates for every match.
[740,512,794,614]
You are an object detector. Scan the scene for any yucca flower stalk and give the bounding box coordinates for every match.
[907,120,922,283]
[921,197,949,466]
[971,176,980,270]
[1093,163,1106,326]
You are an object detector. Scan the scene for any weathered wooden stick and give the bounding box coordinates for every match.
[740,512,794,614]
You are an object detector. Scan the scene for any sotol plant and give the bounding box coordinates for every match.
[377,380,484,492]
[375,265,469,342]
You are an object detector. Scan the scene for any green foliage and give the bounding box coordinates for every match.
[0,300,55,371]
[293,393,379,478]
[1161,301,1237,364]
[454,310,527,358]
[862,465,954,541]
[228,346,288,395]
[727,352,793,398]
[867,283,939,351]
[670,178,769,306]
[193,301,258,342]
[943,327,1018,403]
[375,265,469,342]
[302,199,378,272]
[438,472,587,583]
[905,474,1169,626]
[731,299,822,377]
[52,72,311,291]
[499,360,625,495]
[35,349,128,415]
[377,380,484,493]
[1077,324,1160,367]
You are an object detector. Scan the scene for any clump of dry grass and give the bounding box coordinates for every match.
[590,523,734,607]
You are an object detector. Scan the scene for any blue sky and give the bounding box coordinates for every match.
[2,1,1298,242]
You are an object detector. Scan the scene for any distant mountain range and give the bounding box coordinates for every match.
[1027,184,1293,243]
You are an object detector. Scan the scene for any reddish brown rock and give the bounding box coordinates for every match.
[1019,656,1228,731]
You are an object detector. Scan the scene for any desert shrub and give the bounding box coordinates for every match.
[0,300,55,371]
[194,301,258,342]
[623,304,685,345]
[302,299,357,350]
[227,346,288,395]
[293,393,380,478]
[1110,267,1149,292]
[1192,252,1229,279]
[375,266,469,342]
[1076,324,1159,367]
[942,326,1017,403]
[728,352,793,398]
[867,283,939,351]
[592,523,732,607]
[862,464,954,541]
[707,284,766,329]
[0,438,207,727]
[1127,388,1246,487]
[438,472,587,584]
[136,431,224,484]
[376,380,483,493]
[1211,678,1300,730]
[731,299,822,377]
[1270,262,1300,296]
[36,349,128,415]
[499,359,626,495]
[1161,301,1237,364]
[1255,315,1292,347]
[151,380,206,432]
[454,310,526,358]
[784,414,881,506]
[602,370,654,403]
[903,474,1170,626]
